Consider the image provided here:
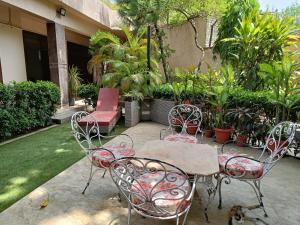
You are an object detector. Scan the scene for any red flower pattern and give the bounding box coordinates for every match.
[164,134,198,144]
[131,171,191,215]
[218,153,263,179]
[92,145,135,168]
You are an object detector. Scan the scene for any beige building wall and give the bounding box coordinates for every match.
[164,17,220,73]
[0,23,27,83]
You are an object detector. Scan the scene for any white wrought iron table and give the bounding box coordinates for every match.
[138,140,220,221]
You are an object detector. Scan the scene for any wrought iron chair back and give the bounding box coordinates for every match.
[168,104,202,136]
[71,111,102,152]
[259,121,296,175]
[109,157,196,222]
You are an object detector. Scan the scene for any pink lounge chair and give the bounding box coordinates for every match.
[80,88,121,133]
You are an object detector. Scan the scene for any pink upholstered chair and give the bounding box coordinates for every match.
[80,88,120,134]
[160,104,202,144]
[71,111,134,194]
[109,157,197,225]
[217,121,296,216]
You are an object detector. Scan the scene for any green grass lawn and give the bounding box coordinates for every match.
[0,120,126,212]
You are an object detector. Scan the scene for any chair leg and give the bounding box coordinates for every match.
[102,169,107,178]
[82,163,93,194]
[253,181,268,217]
[182,207,191,225]
[218,177,225,209]
[127,203,132,225]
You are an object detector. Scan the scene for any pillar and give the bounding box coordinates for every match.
[47,22,68,106]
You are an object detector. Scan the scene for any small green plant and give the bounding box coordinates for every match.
[78,84,98,106]
[68,65,82,99]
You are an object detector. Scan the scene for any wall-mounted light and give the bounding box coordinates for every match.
[57,7,66,16]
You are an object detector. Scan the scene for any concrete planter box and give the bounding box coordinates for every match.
[151,99,175,125]
[125,100,140,127]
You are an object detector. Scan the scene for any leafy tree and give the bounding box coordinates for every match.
[114,0,228,81]
[213,0,260,64]
[281,2,300,32]
[259,56,300,123]
[222,11,296,90]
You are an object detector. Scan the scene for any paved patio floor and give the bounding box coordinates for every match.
[0,122,300,225]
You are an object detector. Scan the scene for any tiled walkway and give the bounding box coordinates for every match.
[0,122,299,225]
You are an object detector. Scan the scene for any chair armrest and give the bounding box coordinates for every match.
[221,140,235,153]
[101,133,134,148]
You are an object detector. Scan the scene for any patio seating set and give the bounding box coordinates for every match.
[70,88,297,225]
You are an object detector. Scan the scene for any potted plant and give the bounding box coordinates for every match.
[227,107,254,147]
[210,65,235,144]
[68,65,82,106]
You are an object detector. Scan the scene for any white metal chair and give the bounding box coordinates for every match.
[217,121,296,216]
[109,157,197,225]
[160,104,202,144]
[71,111,134,194]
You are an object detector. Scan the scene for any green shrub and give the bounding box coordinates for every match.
[78,84,98,105]
[0,81,60,141]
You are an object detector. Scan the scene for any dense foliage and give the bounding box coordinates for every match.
[0,81,60,140]
[89,26,162,100]
[78,84,98,105]
[114,0,228,81]
[213,0,259,64]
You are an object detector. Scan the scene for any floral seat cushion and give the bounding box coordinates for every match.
[164,134,198,144]
[92,145,135,168]
[218,153,264,179]
[131,171,191,216]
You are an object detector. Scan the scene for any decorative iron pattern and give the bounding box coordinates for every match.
[218,121,297,216]
[160,104,202,140]
[109,157,197,223]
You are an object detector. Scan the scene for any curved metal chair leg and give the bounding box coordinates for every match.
[218,177,225,209]
[182,206,192,225]
[82,164,94,194]
[102,169,107,178]
[127,203,132,225]
[244,181,268,218]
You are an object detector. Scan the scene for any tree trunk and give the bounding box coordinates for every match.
[154,23,170,82]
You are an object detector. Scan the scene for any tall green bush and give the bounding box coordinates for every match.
[0,81,60,140]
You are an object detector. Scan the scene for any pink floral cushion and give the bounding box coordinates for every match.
[131,171,191,216]
[92,145,135,168]
[164,134,198,144]
[218,153,264,179]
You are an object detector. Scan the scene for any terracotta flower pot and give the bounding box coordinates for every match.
[214,128,232,144]
[236,134,247,147]
[204,129,213,138]
[187,122,198,135]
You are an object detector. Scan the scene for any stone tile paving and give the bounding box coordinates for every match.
[0,122,299,225]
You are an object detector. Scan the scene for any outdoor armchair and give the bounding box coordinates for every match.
[109,157,197,225]
[160,104,203,144]
[71,111,134,194]
[217,121,296,216]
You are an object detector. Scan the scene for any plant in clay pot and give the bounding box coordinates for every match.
[209,64,235,144]
[227,107,254,147]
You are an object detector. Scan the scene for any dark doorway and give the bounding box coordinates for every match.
[67,42,92,83]
[23,31,50,82]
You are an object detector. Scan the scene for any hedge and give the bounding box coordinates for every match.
[0,81,60,140]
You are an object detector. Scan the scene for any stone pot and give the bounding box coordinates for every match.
[125,100,140,127]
